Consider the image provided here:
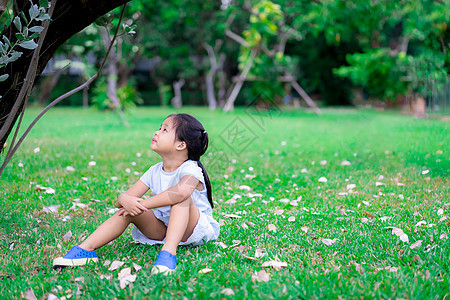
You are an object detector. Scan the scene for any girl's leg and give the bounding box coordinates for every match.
[161,197,200,255]
[79,210,167,251]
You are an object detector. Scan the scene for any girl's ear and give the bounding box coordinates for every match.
[176,141,187,151]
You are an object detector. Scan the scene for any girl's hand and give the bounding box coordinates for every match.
[118,197,148,217]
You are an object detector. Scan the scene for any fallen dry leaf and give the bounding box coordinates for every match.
[223,213,242,219]
[440,233,448,240]
[255,248,266,258]
[288,216,295,222]
[47,293,58,300]
[410,240,422,249]
[108,260,124,271]
[63,230,72,242]
[321,238,338,246]
[225,198,237,204]
[301,226,309,233]
[390,228,409,243]
[21,287,37,300]
[42,205,60,213]
[274,209,284,215]
[415,221,427,227]
[341,160,351,166]
[318,177,327,183]
[215,242,228,249]
[221,288,235,295]
[251,270,270,283]
[268,224,277,232]
[118,267,131,279]
[353,262,364,274]
[133,263,142,272]
[119,274,136,289]
[243,254,259,261]
[361,218,369,224]
[261,260,288,270]
[363,211,375,218]
[199,268,213,274]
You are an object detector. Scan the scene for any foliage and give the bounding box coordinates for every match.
[0,0,51,98]
[320,0,450,102]
[334,49,410,101]
[91,78,143,111]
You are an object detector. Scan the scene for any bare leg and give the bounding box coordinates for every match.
[79,210,167,251]
[161,197,200,255]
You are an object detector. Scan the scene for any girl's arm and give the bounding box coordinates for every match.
[116,180,150,215]
[138,175,202,210]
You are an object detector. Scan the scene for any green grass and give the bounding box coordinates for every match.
[0,106,449,299]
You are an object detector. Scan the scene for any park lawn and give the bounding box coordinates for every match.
[0,106,449,299]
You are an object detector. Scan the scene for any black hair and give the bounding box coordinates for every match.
[168,114,213,208]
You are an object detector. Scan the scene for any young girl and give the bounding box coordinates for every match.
[53,114,220,274]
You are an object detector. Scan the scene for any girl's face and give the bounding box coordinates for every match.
[151,117,181,154]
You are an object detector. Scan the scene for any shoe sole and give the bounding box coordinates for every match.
[53,257,99,269]
[151,265,175,275]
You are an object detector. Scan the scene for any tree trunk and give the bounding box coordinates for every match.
[117,52,141,88]
[223,50,257,112]
[100,27,121,110]
[0,0,130,151]
[217,54,226,108]
[203,43,218,110]
[205,73,217,110]
[171,79,185,109]
[83,87,88,108]
[38,68,64,105]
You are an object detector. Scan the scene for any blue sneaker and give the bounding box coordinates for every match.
[151,250,176,275]
[53,246,98,268]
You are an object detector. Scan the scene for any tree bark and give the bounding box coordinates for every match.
[223,49,256,112]
[203,43,218,110]
[0,0,130,151]
[100,27,120,110]
[171,79,184,109]
[38,68,64,105]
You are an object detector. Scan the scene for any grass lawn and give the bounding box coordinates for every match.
[0,106,449,299]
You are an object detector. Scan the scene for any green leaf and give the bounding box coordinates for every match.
[39,0,50,8]
[29,26,44,33]
[2,36,11,48]
[0,74,9,82]
[36,13,51,21]
[5,51,23,63]
[15,33,26,41]
[18,40,38,50]
[29,3,40,20]
[13,16,22,32]
[20,11,28,24]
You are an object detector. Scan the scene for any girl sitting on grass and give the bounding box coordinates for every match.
[53,113,220,274]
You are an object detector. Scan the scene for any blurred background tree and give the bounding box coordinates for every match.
[23,0,450,109]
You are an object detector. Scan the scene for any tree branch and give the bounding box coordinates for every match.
[225,29,250,47]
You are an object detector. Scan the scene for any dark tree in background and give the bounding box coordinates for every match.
[0,0,130,151]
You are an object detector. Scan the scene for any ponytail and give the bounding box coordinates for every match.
[197,161,214,208]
